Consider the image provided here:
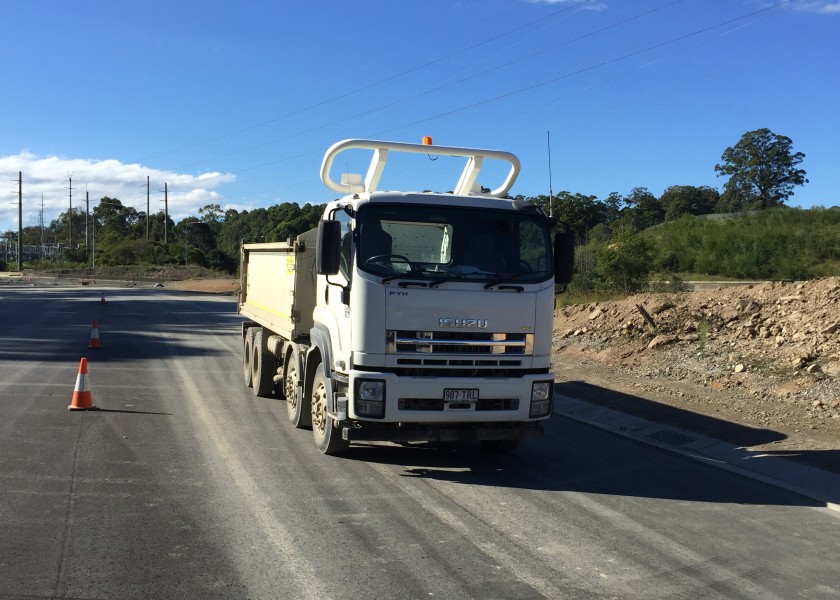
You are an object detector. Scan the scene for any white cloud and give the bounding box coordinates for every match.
[0,152,235,232]
[782,0,840,13]
[527,0,607,10]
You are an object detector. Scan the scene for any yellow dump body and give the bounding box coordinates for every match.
[238,228,317,341]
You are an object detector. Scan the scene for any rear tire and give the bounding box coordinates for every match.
[251,329,275,397]
[284,352,309,428]
[243,328,255,388]
[311,363,349,455]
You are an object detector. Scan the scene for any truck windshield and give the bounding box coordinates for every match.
[356,203,552,284]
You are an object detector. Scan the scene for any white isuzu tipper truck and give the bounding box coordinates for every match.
[239,138,573,454]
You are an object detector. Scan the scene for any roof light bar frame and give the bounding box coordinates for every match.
[320,139,521,198]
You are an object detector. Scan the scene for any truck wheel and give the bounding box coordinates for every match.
[284,355,309,428]
[243,328,255,388]
[480,439,520,453]
[311,363,349,455]
[251,329,275,397]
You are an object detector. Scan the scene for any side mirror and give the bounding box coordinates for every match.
[553,232,575,285]
[316,220,341,275]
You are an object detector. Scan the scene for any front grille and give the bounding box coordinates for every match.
[398,398,520,411]
[396,358,523,368]
[388,330,533,355]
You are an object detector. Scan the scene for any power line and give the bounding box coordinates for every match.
[367,0,798,138]
[140,0,596,163]
[167,0,779,180]
[183,0,798,188]
[169,1,689,173]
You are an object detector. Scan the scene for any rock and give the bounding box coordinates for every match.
[720,309,740,323]
[647,334,676,350]
[734,364,745,373]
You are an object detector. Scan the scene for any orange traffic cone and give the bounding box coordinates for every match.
[68,358,96,411]
[88,320,101,349]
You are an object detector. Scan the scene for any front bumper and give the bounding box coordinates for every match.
[346,369,553,423]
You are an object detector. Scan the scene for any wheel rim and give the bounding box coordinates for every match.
[312,378,327,437]
[243,335,253,385]
[284,363,298,412]
[252,338,260,375]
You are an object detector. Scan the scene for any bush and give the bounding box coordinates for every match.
[642,208,840,279]
[594,225,651,293]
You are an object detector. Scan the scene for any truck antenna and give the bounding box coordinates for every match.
[547,130,554,218]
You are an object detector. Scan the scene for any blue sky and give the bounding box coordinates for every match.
[1,0,838,234]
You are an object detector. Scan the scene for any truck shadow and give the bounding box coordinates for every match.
[348,426,833,507]
[346,380,839,508]
[555,381,786,448]
[555,381,840,477]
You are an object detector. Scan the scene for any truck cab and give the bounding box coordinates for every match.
[312,139,572,452]
[240,138,573,455]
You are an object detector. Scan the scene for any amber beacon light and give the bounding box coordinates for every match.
[422,136,433,145]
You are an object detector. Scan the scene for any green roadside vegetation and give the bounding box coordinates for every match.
[2,129,836,297]
[554,207,840,306]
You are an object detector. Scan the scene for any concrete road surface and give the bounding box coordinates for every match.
[1,285,838,599]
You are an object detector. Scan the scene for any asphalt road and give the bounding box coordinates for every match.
[1,285,839,599]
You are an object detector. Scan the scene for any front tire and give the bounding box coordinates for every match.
[284,352,309,428]
[311,363,349,455]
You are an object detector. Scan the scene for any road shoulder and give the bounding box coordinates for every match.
[553,391,840,511]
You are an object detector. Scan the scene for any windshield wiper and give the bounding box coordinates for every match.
[483,272,531,291]
[381,269,436,284]
[427,268,493,288]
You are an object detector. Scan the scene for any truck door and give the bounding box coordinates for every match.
[325,211,353,371]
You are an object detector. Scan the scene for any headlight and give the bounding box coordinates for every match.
[529,381,553,418]
[355,379,385,419]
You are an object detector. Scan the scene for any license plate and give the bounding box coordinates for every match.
[443,388,479,402]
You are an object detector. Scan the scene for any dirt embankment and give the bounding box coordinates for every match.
[552,278,840,466]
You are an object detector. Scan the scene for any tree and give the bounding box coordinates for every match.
[49,208,87,246]
[198,203,223,224]
[537,192,607,244]
[714,128,807,212]
[617,187,664,230]
[594,224,651,293]
[659,185,719,221]
[602,192,625,225]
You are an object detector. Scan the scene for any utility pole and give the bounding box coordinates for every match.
[85,190,90,248]
[146,175,150,240]
[164,182,169,245]
[68,175,73,248]
[17,172,22,271]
